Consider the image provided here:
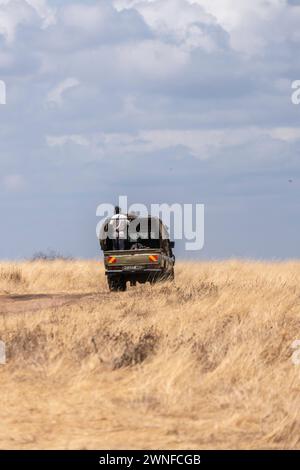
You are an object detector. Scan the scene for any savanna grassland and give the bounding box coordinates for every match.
[0,260,300,449]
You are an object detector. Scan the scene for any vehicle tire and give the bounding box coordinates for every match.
[119,279,127,291]
[161,269,174,282]
[108,278,116,292]
[108,277,127,292]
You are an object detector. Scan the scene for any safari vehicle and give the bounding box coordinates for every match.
[99,215,175,292]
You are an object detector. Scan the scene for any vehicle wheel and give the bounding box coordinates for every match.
[119,279,127,291]
[108,278,116,291]
[108,278,127,292]
[149,274,160,285]
[163,269,175,282]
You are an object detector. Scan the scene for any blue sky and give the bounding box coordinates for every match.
[0,0,300,260]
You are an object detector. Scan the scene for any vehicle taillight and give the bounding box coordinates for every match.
[107,256,117,264]
[149,255,159,262]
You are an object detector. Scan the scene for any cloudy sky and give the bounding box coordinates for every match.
[0,0,300,259]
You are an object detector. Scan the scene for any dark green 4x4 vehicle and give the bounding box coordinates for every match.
[99,215,175,292]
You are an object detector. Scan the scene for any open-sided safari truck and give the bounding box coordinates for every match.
[99,214,175,291]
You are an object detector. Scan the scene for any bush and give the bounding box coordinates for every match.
[30,249,73,262]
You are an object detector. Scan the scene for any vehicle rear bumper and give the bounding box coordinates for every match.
[105,268,162,275]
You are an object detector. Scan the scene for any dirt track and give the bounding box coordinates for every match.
[0,293,106,315]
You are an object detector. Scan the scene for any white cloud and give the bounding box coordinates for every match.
[190,0,288,54]
[59,0,149,44]
[46,134,89,147]
[204,0,300,55]
[26,0,56,27]
[116,39,189,79]
[62,3,107,33]
[3,174,26,191]
[45,125,300,163]
[0,0,34,44]
[114,0,300,54]
[46,77,80,106]
[115,0,227,52]
[268,127,300,142]
[0,0,55,43]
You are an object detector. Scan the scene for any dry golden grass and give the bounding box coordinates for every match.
[0,260,300,449]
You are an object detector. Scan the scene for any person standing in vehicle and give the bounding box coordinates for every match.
[109,206,129,250]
